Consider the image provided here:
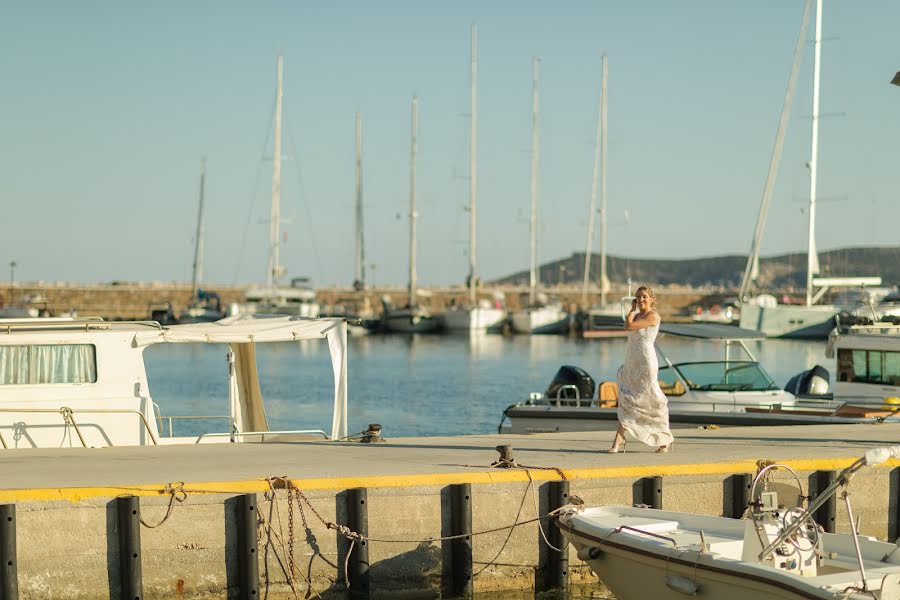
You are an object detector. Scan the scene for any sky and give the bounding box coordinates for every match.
[1,1,898,288]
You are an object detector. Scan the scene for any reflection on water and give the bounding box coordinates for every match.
[145,334,829,439]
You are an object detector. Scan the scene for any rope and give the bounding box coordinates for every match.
[139,482,187,529]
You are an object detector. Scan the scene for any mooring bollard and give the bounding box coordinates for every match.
[347,487,369,599]
[731,473,753,519]
[543,480,569,592]
[0,504,18,600]
[814,470,837,533]
[116,495,143,600]
[237,494,259,600]
[449,483,473,598]
[642,476,663,509]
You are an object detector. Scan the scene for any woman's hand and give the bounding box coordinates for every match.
[631,298,638,312]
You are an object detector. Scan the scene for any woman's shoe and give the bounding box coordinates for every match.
[655,443,672,453]
[606,441,626,454]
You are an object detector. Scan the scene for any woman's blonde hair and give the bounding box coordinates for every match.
[636,285,656,307]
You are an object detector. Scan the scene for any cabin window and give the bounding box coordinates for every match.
[0,344,97,385]
[838,349,900,386]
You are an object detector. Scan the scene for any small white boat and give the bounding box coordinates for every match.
[560,445,900,600]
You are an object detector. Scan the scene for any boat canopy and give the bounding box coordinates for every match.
[133,314,348,439]
[659,323,766,340]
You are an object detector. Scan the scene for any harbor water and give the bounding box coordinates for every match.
[145,333,826,439]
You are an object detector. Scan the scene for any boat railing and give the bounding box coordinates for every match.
[155,414,233,438]
[553,385,586,407]
[0,406,158,449]
[195,429,330,443]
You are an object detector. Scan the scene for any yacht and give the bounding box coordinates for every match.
[0,314,348,448]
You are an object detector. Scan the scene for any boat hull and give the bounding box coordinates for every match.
[383,308,442,333]
[739,303,837,339]
[440,307,507,333]
[511,306,569,335]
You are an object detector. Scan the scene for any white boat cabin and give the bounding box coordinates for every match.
[0,314,347,449]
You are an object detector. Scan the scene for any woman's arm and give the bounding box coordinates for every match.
[624,310,660,331]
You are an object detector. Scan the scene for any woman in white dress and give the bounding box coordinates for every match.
[607,286,674,453]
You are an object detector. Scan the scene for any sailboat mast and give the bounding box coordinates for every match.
[581,55,604,306]
[529,57,540,306]
[738,0,812,302]
[267,55,284,292]
[190,157,207,300]
[599,54,609,308]
[355,112,365,288]
[408,96,419,308]
[805,0,822,306]
[468,24,478,307]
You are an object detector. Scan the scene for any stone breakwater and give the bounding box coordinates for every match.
[0,282,704,321]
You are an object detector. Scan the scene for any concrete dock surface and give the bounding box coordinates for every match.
[1,422,898,496]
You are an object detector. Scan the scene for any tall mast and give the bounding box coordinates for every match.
[598,54,609,307]
[354,112,365,288]
[408,96,419,308]
[581,57,603,307]
[468,23,478,307]
[739,0,812,301]
[528,57,540,305]
[190,157,207,300]
[805,0,822,306]
[267,55,284,292]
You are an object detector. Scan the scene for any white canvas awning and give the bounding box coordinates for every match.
[133,314,349,439]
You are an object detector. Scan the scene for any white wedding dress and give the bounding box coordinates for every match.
[616,322,674,447]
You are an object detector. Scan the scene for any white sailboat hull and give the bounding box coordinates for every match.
[511,306,569,335]
[383,307,441,333]
[441,307,507,333]
[739,303,838,338]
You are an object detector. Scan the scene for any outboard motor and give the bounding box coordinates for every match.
[545,366,595,403]
[785,365,830,397]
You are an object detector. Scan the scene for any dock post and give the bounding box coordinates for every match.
[449,483,473,598]
[347,487,369,599]
[543,480,569,591]
[0,504,17,600]
[642,476,663,509]
[814,470,837,533]
[731,473,753,519]
[116,495,143,600]
[236,494,259,600]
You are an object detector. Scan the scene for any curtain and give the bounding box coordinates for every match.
[0,344,96,385]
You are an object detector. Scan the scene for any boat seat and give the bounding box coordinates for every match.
[660,380,686,396]
[597,381,618,407]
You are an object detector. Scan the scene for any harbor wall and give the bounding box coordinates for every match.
[4,461,898,599]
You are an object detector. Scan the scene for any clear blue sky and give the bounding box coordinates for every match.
[1,1,898,287]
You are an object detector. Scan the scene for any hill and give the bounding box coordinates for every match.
[491,246,900,290]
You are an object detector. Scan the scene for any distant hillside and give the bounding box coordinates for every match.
[491,246,900,289]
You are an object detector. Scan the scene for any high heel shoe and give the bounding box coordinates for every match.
[606,441,626,454]
[655,442,673,453]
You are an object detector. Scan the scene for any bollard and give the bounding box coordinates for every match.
[347,488,369,599]
[236,494,259,600]
[116,495,143,600]
[731,473,753,519]
[0,504,17,600]
[543,480,569,591]
[893,468,900,542]
[814,470,837,533]
[641,476,663,509]
[449,483,473,598]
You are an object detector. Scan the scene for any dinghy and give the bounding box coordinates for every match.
[559,445,900,599]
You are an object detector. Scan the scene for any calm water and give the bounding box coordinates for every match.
[144,333,828,439]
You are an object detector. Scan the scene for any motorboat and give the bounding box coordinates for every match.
[559,445,900,600]
[498,323,899,434]
[826,321,900,407]
[579,298,629,339]
[0,314,348,448]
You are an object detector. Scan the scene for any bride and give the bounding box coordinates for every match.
[607,286,674,453]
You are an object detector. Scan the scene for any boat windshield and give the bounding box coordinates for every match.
[669,361,779,392]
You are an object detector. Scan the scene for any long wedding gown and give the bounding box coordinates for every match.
[616,322,674,447]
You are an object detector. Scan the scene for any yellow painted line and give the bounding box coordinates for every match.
[1,456,897,503]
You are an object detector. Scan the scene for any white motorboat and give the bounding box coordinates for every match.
[826,321,900,406]
[0,314,348,448]
[559,445,900,600]
[498,322,900,434]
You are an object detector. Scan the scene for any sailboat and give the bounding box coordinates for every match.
[510,57,569,335]
[382,96,441,334]
[738,0,879,338]
[440,24,507,334]
[179,157,224,324]
[241,56,320,319]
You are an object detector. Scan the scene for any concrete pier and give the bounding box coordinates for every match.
[2,423,900,599]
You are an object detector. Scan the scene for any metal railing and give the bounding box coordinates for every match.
[0,406,158,448]
[155,414,232,438]
[195,429,329,443]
